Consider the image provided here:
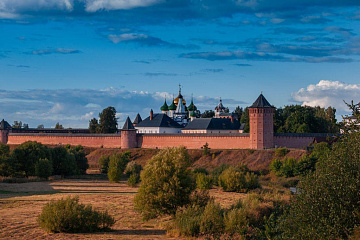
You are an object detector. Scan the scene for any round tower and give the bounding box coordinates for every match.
[121,117,137,149]
[0,119,10,144]
[249,94,274,149]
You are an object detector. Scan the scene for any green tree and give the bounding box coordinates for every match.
[65,145,89,175]
[240,107,249,133]
[98,107,118,133]
[12,121,22,128]
[89,118,99,133]
[280,131,360,239]
[134,147,195,220]
[55,122,64,129]
[10,141,50,177]
[35,158,53,179]
[51,146,77,176]
[99,155,110,174]
[232,106,243,120]
[107,152,130,182]
[201,110,215,118]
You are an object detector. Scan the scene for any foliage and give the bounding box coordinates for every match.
[240,107,249,133]
[35,158,53,179]
[218,166,259,192]
[38,196,115,233]
[66,145,89,175]
[51,146,77,176]
[107,152,130,182]
[232,106,244,120]
[11,141,50,177]
[310,142,331,160]
[224,208,248,235]
[98,106,118,133]
[274,147,290,157]
[211,163,230,186]
[295,155,317,176]
[274,105,339,133]
[99,155,110,174]
[245,172,261,189]
[195,173,213,190]
[125,161,142,176]
[89,118,99,133]
[200,110,215,118]
[175,204,203,237]
[280,131,360,239]
[269,158,283,176]
[199,202,224,236]
[127,173,140,187]
[193,167,209,175]
[202,142,210,156]
[55,122,64,129]
[134,147,195,220]
[0,143,10,156]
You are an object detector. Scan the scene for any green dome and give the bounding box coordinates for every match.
[190,111,197,117]
[188,99,197,111]
[160,99,169,111]
[168,99,177,110]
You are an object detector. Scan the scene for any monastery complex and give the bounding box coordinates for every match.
[0,88,333,150]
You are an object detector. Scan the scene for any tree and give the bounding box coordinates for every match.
[232,106,243,120]
[50,146,77,176]
[35,158,53,179]
[134,147,195,220]
[99,155,110,174]
[55,122,64,129]
[201,110,215,118]
[12,121,22,128]
[240,107,249,133]
[107,152,130,182]
[98,107,118,133]
[89,118,99,133]
[65,145,89,175]
[37,124,45,129]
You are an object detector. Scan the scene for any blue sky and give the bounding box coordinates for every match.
[0,0,360,128]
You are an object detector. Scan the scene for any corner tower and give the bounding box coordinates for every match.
[121,117,137,149]
[0,119,11,144]
[249,94,274,149]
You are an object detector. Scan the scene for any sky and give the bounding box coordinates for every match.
[0,0,360,128]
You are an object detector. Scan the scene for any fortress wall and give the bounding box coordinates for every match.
[274,136,314,149]
[7,134,121,148]
[138,134,251,149]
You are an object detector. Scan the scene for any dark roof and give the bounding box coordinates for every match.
[133,113,142,124]
[135,114,183,128]
[250,94,273,108]
[122,117,135,130]
[184,118,241,130]
[0,119,11,130]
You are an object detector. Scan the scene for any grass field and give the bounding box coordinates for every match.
[0,178,247,239]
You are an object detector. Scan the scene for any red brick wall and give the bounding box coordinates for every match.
[7,135,121,148]
[138,134,251,149]
[274,136,314,149]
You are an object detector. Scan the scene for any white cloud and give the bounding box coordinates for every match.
[108,33,148,44]
[84,0,163,12]
[291,80,360,115]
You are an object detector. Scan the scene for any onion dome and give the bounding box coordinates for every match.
[169,99,177,111]
[160,99,169,111]
[174,93,186,106]
[190,111,197,117]
[188,98,197,111]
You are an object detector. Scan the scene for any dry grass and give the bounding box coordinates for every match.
[0,178,250,239]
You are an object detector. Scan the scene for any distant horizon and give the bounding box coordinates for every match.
[1,1,359,127]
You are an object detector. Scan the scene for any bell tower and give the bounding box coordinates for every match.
[249,94,274,149]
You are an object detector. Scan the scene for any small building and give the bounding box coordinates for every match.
[182,118,245,134]
[134,111,183,134]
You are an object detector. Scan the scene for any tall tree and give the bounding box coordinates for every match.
[98,106,118,133]
[89,118,99,133]
[55,122,64,129]
[12,121,22,128]
[201,110,215,118]
[232,106,243,119]
[240,107,249,133]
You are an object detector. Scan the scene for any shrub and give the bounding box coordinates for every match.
[199,202,224,236]
[35,158,53,179]
[269,158,282,176]
[274,147,290,157]
[189,190,212,209]
[38,196,115,233]
[175,205,203,237]
[310,142,331,160]
[134,147,195,220]
[196,173,212,190]
[295,155,317,176]
[245,172,261,190]
[218,167,247,192]
[193,167,209,175]
[127,173,140,187]
[125,161,142,176]
[99,155,110,174]
[224,208,248,235]
[211,163,230,186]
[107,152,130,182]
[279,157,297,178]
[66,145,89,175]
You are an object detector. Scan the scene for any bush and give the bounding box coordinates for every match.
[196,173,212,190]
[224,208,248,235]
[211,164,230,186]
[99,155,110,174]
[189,190,212,209]
[310,142,331,160]
[107,152,130,182]
[245,172,261,190]
[269,158,282,176]
[279,157,297,178]
[127,173,140,187]
[35,158,53,179]
[175,205,203,237]
[219,167,247,192]
[134,147,195,220]
[38,196,115,233]
[125,161,142,176]
[51,146,77,176]
[66,145,89,175]
[199,202,224,236]
[274,147,290,157]
[295,155,317,176]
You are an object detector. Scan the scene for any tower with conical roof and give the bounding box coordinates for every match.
[121,116,137,149]
[249,93,274,149]
[0,119,11,144]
